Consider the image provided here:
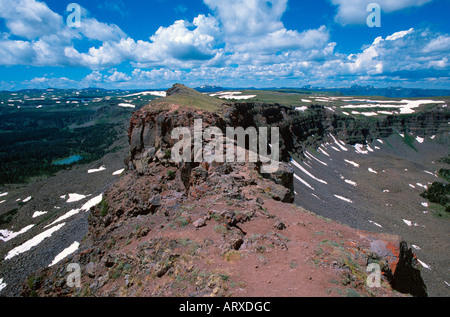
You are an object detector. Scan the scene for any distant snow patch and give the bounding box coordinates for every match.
[368,168,378,174]
[48,241,80,267]
[66,194,87,203]
[32,211,48,218]
[45,194,103,228]
[334,195,353,203]
[81,194,103,211]
[354,144,368,154]
[318,147,330,157]
[124,91,166,97]
[211,92,256,100]
[304,151,328,166]
[344,160,360,168]
[424,170,438,177]
[295,106,308,112]
[416,183,427,190]
[0,225,35,242]
[294,174,315,190]
[417,259,431,270]
[421,202,429,208]
[331,146,340,152]
[113,168,125,176]
[402,219,422,227]
[0,278,6,293]
[22,196,32,203]
[118,103,135,108]
[290,159,328,184]
[368,220,383,228]
[4,223,65,260]
[416,136,424,143]
[88,166,106,174]
[330,134,348,151]
[345,179,357,186]
[0,192,8,198]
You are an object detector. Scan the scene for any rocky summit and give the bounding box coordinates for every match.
[16,84,440,298]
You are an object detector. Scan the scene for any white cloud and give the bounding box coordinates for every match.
[330,0,434,25]
[0,0,448,89]
[0,0,64,40]
[106,70,130,82]
[204,0,287,38]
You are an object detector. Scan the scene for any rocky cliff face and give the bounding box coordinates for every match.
[224,102,449,161]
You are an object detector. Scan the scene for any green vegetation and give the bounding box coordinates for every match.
[421,182,449,213]
[160,85,224,112]
[0,89,147,184]
[401,132,418,151]
[0,208,19,225]
[100,198,109,217]
[167,170,175,180]
[438,168,450,182]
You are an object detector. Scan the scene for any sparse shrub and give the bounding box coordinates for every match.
[100,198,109,217]
[167,170,175,180]
[421,182,449,212]
[438,168,450,182]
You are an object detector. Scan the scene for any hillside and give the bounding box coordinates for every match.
[12,84,436,298]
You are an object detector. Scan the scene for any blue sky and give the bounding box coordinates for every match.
[0,0,449,90]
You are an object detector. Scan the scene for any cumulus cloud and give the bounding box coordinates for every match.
[330,0,434,25]
[204,0,288,38]
[0,0,448,89]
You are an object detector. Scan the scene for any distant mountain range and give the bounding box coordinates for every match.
[2,85,449,98]
[195,85,450,98]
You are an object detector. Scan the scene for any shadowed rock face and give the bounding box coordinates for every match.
[391,241,428,297]
[223,102,449,161]
[363,233,428,297]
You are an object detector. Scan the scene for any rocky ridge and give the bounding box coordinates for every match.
[20,84,429,297]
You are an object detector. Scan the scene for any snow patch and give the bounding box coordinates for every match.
[344,160,360,168]
[290,159,328,184]
[294,174,315,191]
[88,166,106,174]
[424,170,438,177]
[0,225,35,242]
[118,103,136,108]
[0,278,6,293]
[48,241,80,267]
[112,169,125,176]
[334,195,353,203]
[416,136,424,144]
[304,152,328,166]
[66,194,87,203]
[368,220,383,228]
[32,211,48,218]
[4,223,65,260]
[354,144,369,154]
[368,168,378,174]
[417,259,431,270]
